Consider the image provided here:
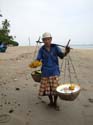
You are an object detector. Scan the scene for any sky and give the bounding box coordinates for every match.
[0,0,93,46]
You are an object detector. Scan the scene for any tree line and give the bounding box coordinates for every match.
[0,19,19,46]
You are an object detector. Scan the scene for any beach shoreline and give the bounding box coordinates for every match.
[0,46,93,125]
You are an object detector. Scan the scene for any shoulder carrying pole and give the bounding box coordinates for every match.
[36,38,72,49]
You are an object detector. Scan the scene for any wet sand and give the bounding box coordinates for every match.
[0,46,93,125]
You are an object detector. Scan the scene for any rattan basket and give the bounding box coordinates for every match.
[56,83,80,101]
[31,70,41,82]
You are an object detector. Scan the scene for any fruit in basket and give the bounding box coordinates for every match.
[32,70,42,75]
[29,60,42,68]
[35,70,42,74]
[31,70,41,82]
[69,84,75,90]
[56,84,80,101]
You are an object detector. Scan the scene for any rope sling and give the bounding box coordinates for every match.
[30,38,42,82]
[60,54,79,84]
[57,41,80,101]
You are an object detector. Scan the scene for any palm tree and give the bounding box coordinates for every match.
[2,19,10,35]
[2,19,10,28]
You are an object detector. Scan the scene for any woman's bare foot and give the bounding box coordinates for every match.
[53,103,60,111]
[48,102,54,107]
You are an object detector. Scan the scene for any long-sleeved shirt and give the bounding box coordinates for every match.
[36,44,64,77]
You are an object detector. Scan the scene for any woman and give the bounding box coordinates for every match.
[36,32,70,110]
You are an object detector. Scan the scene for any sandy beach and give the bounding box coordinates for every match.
[0,46,93,125]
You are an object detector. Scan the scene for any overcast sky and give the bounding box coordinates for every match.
[0,0,93,46]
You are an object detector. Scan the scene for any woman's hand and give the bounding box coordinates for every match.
[64,46,70,56]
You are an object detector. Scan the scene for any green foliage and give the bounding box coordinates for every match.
[0,19,19,46]
[8,40,19,46]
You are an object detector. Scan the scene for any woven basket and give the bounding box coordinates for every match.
[56,84,80,101]
[31,70,41,82]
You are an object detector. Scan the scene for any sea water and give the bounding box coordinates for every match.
[70,44,93,49]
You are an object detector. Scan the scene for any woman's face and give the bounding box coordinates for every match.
[43,37,52,47]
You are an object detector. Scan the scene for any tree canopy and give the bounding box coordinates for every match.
[0,19,19,46]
